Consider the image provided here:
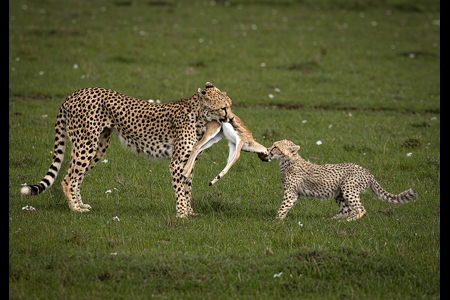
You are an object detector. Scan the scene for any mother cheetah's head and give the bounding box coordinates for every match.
[268,140,301,161]
[198,82,233,123]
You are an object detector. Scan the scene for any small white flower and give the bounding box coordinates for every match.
[251,24,257,30]
[156,99,161,104]
[273,272,283,278]
[113,216,120,221]
[406,152,412,157]
[21,183,27,186]
[22,205,36,211]
[348,112,352,117]
[302,120,307,123]
[409,53,415,59]
[39,71,44,76]
[105,190,112,193]
[430,116,436,121]
[15,57,20,61]
[110,252,118,255]
[268,94,274,99]
[316,140,322,145]
[102,159,108,163]
[73,64,78,69]
[114,188,120,192]
[198,38,204,43]
[298,221,303,226]
[260,62,266,67]
[42,115,48,118]
[148,99,154,103]
[274,88,280,93]
[328,124,333,129]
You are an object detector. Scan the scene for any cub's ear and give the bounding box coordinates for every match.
[198,88,206,95]
[205,82,215,88]
[288,145,300,154]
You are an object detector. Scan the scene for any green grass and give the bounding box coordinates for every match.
[9,0,439,299]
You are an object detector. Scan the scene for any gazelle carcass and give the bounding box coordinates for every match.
[182,113,269,185]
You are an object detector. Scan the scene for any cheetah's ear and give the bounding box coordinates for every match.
[198,88,206,96]
[205,82,215,89]
[288,145,300,155]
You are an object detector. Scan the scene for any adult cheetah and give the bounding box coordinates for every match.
[267,140,417,221]
[20,82,233,217]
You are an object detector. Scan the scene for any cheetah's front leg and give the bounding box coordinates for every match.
[183,172,199,216]
[276,189,298,219]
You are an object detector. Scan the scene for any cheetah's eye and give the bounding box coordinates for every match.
[201,91,206,95]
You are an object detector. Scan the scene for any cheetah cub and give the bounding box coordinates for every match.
[267,140,417,221]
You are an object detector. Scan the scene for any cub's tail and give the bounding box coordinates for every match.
[20,107,67,196]
[369,174,418,205]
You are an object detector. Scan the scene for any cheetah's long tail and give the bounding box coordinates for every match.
[369,174,418,205]
[20,106,67,196]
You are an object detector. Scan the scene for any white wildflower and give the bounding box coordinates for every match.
[273,272,283,278]
[113,216,120,221]
[156,99,161,104]
[42,115,48,118]
[406,153,412,157]
[274,88,280,93]
[316,140,322,145]
[302,120,307,123]
[110,252,118,255]
[73,64,78,69]
[39,71,44,76]
[148,99,154,103]
[268,94,274,99]
[105,190,112,193]
[260,62,266,67]
[328,124,333,129]
[22,205,36,211]
[298,221,303,226]
[102,159,108,163]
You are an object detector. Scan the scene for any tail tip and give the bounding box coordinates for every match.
[20,186,32,195]
[20,185,40,196]
[409,189,418,201]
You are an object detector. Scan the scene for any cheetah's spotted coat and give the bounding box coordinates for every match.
[268,140,418,221]
[21,82,233,218]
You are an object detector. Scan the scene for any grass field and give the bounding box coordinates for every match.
[9,0,439,299]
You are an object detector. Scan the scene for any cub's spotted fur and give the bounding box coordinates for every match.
[20,82,233,218]
[268,140,417,221]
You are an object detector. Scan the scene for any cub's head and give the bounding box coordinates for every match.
[198,82,233,123]
[267,140,300,161]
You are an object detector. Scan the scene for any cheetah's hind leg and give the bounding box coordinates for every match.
[345,198,366,222]
[330,193,352,220]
